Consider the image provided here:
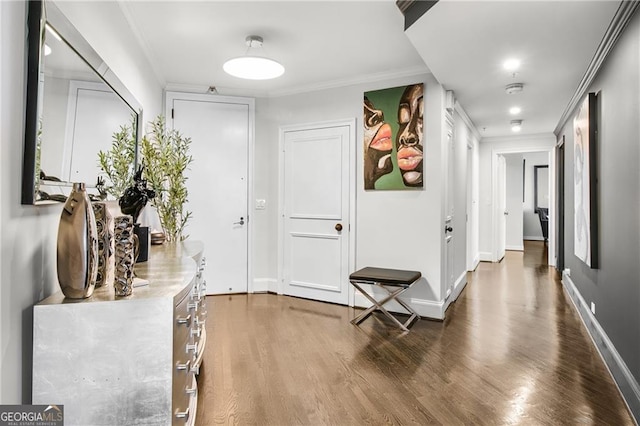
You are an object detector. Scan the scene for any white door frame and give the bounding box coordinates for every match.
[277,118,357,307]
[164,91,255,292]
[491,146,555,266]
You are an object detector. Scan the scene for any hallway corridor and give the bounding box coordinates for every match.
[196,241,634,424]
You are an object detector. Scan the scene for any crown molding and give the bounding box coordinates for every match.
[481,132,556,144]
[269,65,430,98]
[454,100,481,142]
[554,0,640,135]
[116,0,167,88]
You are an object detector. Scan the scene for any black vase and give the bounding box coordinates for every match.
[134,224,149,263]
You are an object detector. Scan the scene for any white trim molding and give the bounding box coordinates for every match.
[443,271,468,314]
[253,278,278,293]
[354,292,445,320]
[554,1,640,135]
[562,272,640,421]
[505,245,524,251]
[479,251,493,262]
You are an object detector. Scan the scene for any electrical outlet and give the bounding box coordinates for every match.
[590,302,596,315]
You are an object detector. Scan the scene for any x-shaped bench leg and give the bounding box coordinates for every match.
[351,281,419,332]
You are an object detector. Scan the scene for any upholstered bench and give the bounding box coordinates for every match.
[349,267,421,332]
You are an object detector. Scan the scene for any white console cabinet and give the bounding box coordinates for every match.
[33,241,207,426]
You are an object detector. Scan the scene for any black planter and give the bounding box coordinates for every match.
[133,224,149,263]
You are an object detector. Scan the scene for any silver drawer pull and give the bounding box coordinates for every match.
[176,315,191,327]
[191,327,201,338]
[187,300,199,310]
[186,343,198,354]
[175,408,190,420]
[191,364,200,375]
[186,386,197,395]
[176,360,191,371]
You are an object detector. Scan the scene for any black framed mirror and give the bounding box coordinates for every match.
[534,164,549,211]
[22,0,142,205]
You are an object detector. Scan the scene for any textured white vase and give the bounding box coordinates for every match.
[56,182,98,299]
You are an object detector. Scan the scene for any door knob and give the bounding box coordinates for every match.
[233,217,245,225]
[504,211,509,216]
[445,226,453,233]
[335,223,343,232]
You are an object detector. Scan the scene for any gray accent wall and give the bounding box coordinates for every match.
[558,7,640,416]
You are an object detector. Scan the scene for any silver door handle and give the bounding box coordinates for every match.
[233,217,245,225]
[504,211,509,215]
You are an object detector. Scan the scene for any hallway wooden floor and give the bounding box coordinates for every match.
[196,241,634,425]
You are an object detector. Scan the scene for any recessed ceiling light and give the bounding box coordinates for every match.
[509,106,521,115]
[503,58,520,71]
[511,119,523,132]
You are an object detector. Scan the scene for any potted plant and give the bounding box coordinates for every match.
[140,115,193,242]
[97,116,137,199]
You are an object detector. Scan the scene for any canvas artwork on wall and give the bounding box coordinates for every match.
[363,83,424,190]
[573,92,598,267]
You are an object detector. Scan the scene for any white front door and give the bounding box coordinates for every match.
[281,122,352,305]
[168,93,252,294]
[497,155,507,261]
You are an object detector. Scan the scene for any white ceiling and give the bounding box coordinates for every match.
[406,0,621,138]
[119,0,428,97]
[118,0,621,138]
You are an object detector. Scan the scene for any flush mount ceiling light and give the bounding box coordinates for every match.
[503,58,520,71]
[223,35,285,80]
[511,119,523,132]
[505,83,524,94]
[509,106,521,115]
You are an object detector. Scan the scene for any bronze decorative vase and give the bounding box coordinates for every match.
[57,182,98,299]
[92,202,113,288]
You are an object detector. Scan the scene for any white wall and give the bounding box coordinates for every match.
[478,134,555,260]
[0,1,161,404]
[504,153,524,250]
[522,151,549,239]
[256,73,446,311]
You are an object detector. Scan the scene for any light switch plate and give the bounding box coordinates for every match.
[255,199,266,210]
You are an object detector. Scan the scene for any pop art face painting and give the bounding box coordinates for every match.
[363,83,424,190]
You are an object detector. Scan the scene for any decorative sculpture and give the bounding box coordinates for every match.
[119,165,155,262]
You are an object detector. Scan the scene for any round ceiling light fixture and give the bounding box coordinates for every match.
[505,83,524,94]
[511,119,523,132]
[223,35,285,80]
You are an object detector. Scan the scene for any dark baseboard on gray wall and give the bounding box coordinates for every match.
[562,271,640,423]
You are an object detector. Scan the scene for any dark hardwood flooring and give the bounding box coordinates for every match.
[196,241,634,425]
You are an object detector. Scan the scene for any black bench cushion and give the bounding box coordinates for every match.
[349,267,421,287]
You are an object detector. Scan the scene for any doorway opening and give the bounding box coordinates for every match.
[493,147,554,266]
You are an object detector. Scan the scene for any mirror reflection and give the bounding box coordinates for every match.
[24,1,141,205]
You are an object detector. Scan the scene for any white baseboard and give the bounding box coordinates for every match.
[562,272,640,421]
[505,245,524,251]
[479,251,493,262]
[467,255,480,272]
[354,292,444,320]
[252,278,278,293]
[523,236,544,241]
[443,271,468,314]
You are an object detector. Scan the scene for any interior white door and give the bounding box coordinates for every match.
[282,124,350,305]
[170,94,251,294]
[63,81,131,183]
[444,116,455,298]
[497,155,507,261]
